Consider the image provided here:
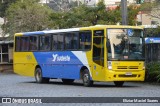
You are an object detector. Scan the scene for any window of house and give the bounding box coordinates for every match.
[0,44,9,63]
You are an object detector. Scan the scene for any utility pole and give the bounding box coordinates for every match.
[77,0,80,6]
[121,0,128,25]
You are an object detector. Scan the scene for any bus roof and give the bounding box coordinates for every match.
[141,25,158,28]
[14,25,143,36]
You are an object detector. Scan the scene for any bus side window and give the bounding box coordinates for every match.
[79,31,91,50]
[72,32,79,49]
[65,33,72,50]
[64,32,78,50]
[40,35,51,51]
[57,34,64,50]
[29,36,38,51]
[21,37,29,51]
[15,37,21,52]
[52,34,58,50]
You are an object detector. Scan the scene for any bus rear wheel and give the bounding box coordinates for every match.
[114,81,124,87]
[35,68,49,83]
[62,79,74,84]
[82,69,93,87]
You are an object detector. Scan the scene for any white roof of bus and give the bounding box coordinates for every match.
[43,28,80,34]
[142,25,158,28]
[15,25,143,36]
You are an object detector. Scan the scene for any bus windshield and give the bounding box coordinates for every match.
[107,28,144,61]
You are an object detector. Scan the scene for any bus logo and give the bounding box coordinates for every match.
[52,54,70,62]
[2,98,11,103]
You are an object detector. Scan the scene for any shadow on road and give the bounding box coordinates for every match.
[23,80,140,88]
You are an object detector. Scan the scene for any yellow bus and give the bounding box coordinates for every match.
[14,25,145,87]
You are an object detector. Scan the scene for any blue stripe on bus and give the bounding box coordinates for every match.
[33,51,84,79]
[145,37,160,44]
[23,31,45,36]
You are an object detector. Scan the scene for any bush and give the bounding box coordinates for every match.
[145,62,160,82]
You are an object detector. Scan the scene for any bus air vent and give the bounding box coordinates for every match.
[128,66,138,69]
[117,66,127,69]
[119,74,137,77]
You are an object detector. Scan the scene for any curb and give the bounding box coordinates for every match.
[0,69,14,74]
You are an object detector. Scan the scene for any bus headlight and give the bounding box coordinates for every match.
[143,62,145,70]
[108,61,112,70]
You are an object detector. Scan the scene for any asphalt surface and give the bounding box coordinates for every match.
[0,72,160,106]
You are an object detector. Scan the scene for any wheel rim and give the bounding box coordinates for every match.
[83,73,89,84]
[36,70,41,82]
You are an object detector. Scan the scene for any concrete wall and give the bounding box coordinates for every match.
[137,12,152,25]
[9,47,13,63]
[0,64,13,72]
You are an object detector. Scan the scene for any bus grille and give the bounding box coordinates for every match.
[117,66,138,69]
[118,74,137,77]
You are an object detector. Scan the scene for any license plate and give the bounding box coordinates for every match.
[125,72,132,75]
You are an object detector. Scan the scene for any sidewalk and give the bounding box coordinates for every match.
[0,69,14,74]
[0,63,13,74]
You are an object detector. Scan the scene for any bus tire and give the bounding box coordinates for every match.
[82,69,93,87]
[62,79,74,84]
[35,68,49,83]
[114,81,124,87]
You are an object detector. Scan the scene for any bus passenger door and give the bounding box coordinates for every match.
[92,30,105,81]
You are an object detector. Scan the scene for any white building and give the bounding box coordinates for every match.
[78,0,137,6]
[39,0,50,4]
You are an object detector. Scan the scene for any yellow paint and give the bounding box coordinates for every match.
[105,69,145,81]
[14,52,37,77]
[15,33,23,36]
[14,33,38,77]
[80,25,143,31]
[105,61,145,81]
[80,25,144,82]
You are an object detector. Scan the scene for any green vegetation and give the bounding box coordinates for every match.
[5,0,52,35]
[146,62,160,83]
[0,0,17,37]
[50,1,139,28]
[0,0,17,18]
[0,0,141,36]
[1,0,159,38]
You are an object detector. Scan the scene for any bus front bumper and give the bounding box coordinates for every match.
[105,70,145,81]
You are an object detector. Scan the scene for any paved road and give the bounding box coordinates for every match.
[0,73,160,106]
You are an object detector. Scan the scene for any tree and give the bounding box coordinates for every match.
[50,0,141,29]
[5,0,53,36]
[0,0,17,37]
[128,5,140,25]
[150,0,160,20]
[0,0,17,18]
[106,6,121,24]
[50,0,111,28]
[48,0,78,12]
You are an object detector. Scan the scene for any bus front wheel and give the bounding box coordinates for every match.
[114,81,124,87]
[82,69,93,87]
[35,68,49,83]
